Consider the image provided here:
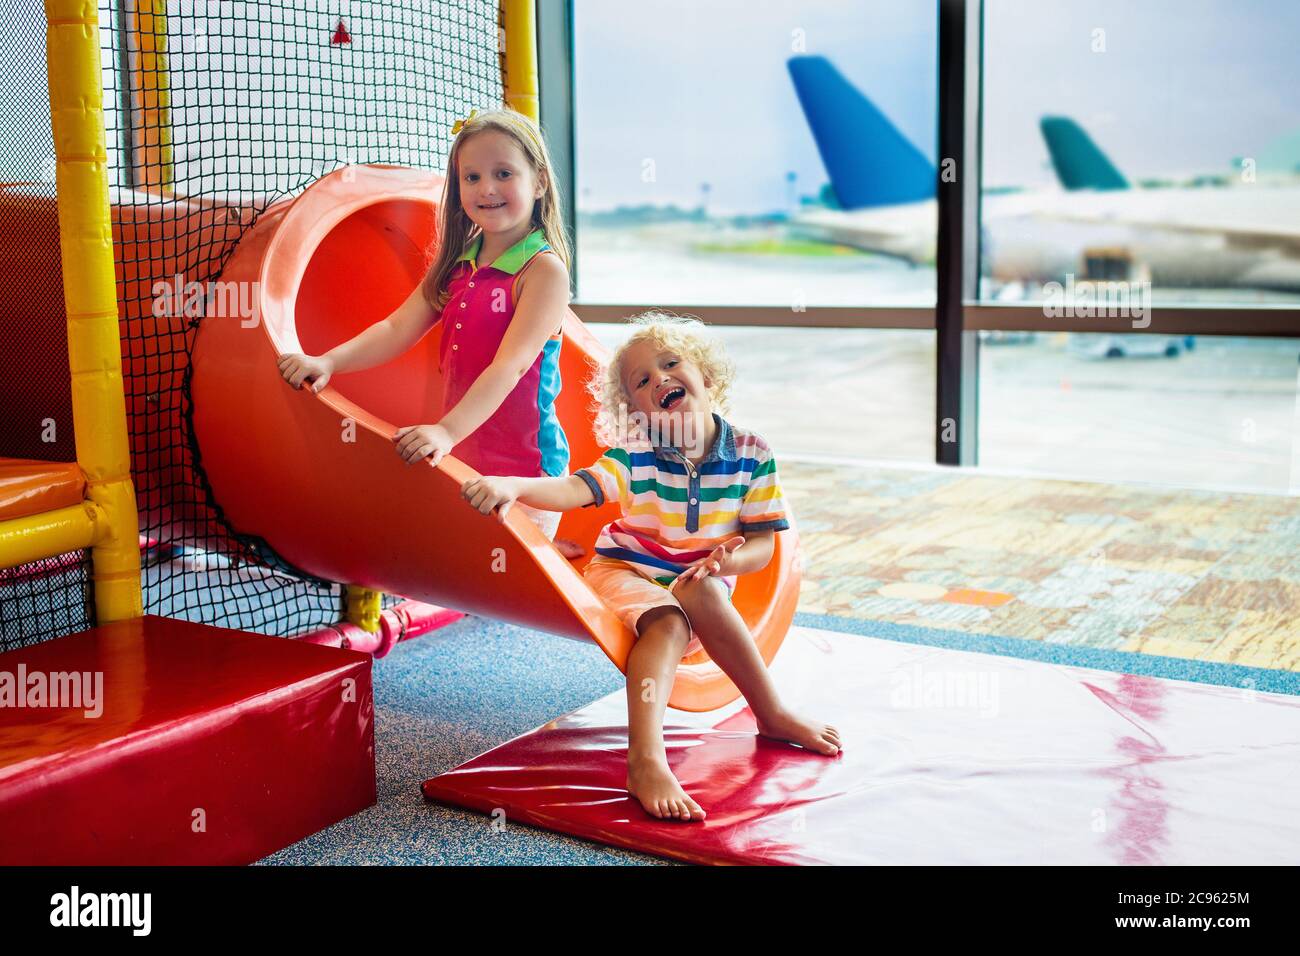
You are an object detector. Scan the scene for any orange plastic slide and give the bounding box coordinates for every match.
[190,166,799,711]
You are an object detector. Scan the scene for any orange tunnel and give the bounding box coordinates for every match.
[189,165,800,711]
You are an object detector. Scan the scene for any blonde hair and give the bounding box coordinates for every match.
[421,108,572,310]
[588,311,736,448]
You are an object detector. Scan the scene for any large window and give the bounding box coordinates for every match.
[554,0,1300,491]
[976,0,1300,490]
[980,0,1300,306]
[573,0,938,307]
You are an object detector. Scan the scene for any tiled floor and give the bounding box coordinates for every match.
[782,458,1300,671]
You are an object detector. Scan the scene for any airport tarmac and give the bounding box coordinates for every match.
[577,221,937,306]
[584,322,1299,495]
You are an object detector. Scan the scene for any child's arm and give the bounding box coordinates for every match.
[461,473,595,521]
[436,255,569,448]
[278,284,440,392]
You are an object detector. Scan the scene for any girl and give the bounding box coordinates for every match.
[278,107,582,555]
[461,312,841,822]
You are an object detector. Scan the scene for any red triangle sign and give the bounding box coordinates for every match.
[331,19,352,45]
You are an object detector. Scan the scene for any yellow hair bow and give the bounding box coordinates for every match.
[451,109,479,135]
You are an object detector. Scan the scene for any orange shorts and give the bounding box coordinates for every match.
[583,556,736,657]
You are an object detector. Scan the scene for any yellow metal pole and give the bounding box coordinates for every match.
[0,503,108,571]
[345,586,383,634]
[45,0,144,621]
[501,0,539,120]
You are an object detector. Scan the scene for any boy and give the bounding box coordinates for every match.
[462,313,840,821]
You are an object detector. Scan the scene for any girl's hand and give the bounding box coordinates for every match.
[461,476,520,522]
[392,423,456,466]
[678,536,746,583]
[277,352,334,393]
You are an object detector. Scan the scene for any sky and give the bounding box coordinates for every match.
[6,0,1298,206]
[572,0,936,215]
[573,0,1300,214]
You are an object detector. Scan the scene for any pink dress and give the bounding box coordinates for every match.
[437,227,569,478]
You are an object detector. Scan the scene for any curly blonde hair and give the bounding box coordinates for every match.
[588,311,736,448]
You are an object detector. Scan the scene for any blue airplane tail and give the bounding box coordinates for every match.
[1039,116,1129,190]
[787,55,935,210]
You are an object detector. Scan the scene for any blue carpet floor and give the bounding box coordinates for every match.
[262,611,1299,865]
[260,614,658,865]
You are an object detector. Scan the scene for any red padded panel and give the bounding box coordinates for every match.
[424,626,1300,865]
[0,615,375,865]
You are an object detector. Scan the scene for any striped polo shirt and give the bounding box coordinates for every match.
[574,413,791,587]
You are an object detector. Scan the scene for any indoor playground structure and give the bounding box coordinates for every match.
[0,0,793,865]
[3,0,1299,869]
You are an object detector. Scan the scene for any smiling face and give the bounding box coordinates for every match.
[620,337,714,452]
[456,129,545,232]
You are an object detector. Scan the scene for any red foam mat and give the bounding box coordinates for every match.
[0,615,375,865]
[423,626,1300,865]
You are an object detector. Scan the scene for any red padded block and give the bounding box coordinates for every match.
[423,627,1300,865]
[0,615,375,865]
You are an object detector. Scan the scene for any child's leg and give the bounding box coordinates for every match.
[515,501,561,539]
[517,468,585,559]
[624,605,706,822]
[672,575,842,756]
[515,500,585,559]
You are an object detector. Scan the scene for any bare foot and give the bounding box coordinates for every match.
[756,710,842,755]
[626,752,706,822]
[554,537,585,560]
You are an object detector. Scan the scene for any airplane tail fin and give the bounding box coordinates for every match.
[787,55,934,210]
[1039,116,1129,190]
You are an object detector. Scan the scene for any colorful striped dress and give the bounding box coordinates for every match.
[574,413,791,589]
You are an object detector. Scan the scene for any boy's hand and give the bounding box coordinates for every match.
[461,476,520,522]
[277,352,334,393]
[392,422,455,466]
[678,536,745,583]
